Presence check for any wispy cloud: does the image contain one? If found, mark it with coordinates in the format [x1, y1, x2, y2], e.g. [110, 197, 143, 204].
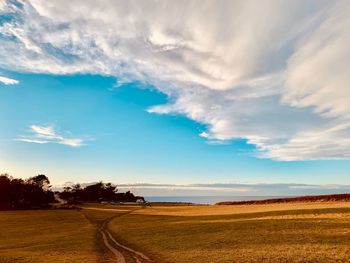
[16, 125, 87, 147]
[1, 1, 350, 160]
[0, 76, 19, 85]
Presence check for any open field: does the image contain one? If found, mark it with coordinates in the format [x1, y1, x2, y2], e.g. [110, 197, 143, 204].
[0, 209, 100, 263]
[0, 207, 136, 263]
[108, 202, 350, 263]
[1, 202, 350, 262]
[0, 205, 150, 263]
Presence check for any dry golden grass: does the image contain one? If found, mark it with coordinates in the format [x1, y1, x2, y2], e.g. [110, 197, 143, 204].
[108, 202, 350, 263]
[0, 209, 100, 263]
[134, 201, 350, 216]
[1, 203, 349, 262]
[0, 205, 139, 263]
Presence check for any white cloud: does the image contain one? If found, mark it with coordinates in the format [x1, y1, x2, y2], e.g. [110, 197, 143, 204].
[0, 75, 18, 85]
[31, 125, 55, 137]
[1, 0, 350, 160]
[283, 1, 350, 119]
[16, 125, 86, 147]
[0, 0, 6, 12]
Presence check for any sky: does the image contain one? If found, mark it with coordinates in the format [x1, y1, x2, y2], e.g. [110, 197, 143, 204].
[1, 1, 350, 196]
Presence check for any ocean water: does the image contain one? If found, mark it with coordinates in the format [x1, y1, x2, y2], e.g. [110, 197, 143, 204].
[145, 196, 291, 205]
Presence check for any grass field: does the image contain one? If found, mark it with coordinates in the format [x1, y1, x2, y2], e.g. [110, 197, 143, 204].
[0, 209, 100, 263]
[0, 207, 135, 263]
[1, 202, 350, 262]
[108, 202, 350, 263]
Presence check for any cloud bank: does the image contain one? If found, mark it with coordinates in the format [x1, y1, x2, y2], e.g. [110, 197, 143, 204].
[54, 182, 350, 197]
[1, 0, 350, 160]
[16, 124, 86, 147]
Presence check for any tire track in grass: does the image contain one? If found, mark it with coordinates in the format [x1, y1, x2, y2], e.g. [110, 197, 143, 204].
[83, 207, 152, 263]
[100, 228, 126, 263]
[105, 229, 151, 262]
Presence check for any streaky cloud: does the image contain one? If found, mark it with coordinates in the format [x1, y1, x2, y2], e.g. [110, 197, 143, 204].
[1, 0, 350, 160]
[16, 124, 87, 147]
[0, 75, 18, 85]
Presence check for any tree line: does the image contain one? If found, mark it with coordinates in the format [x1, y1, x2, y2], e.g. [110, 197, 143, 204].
[0, 174, 144, 210]
[0, 174, 54, 209]
[60, 182, 144, 203]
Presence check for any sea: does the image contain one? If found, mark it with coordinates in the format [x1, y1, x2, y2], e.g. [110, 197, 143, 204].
[145, 196, 291, 205]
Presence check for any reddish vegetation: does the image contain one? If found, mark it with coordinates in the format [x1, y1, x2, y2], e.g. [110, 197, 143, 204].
[216, 193, 350, 205]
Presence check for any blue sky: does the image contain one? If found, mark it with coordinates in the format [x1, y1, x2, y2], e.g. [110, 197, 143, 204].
[1, 72, 350, 188]
[1, 1, 350, 195]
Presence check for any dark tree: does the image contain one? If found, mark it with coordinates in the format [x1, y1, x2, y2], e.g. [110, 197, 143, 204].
[0, 174, 55, 210]
[27, 174, 50, 189]
[59, 181, 141, 203]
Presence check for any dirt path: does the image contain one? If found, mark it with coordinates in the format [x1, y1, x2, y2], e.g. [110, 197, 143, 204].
[100, 227, 126, 263]
[100, 220, 126, 263]
[105, 229, 151, 262]
[84, 208, 152, 263]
